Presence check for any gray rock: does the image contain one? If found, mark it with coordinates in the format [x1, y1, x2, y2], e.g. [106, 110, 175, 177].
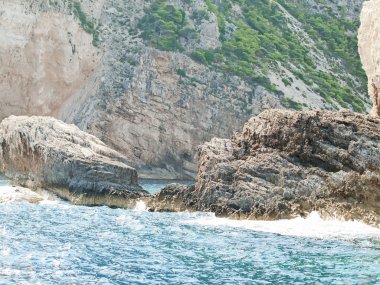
[151, 110, 380, 226]
[0, 116, 148, 207]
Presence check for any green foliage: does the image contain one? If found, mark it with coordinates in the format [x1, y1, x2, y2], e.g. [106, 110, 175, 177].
[72, 2, 99, 47]
[309, 71, 365, 112]
[218, 0, 316, 91]
[176, 69, 187, 77]
[282, 97, 303, 110]
[204, 0, 227, 39]
[138, 0, 195, 51]
[190, 49, 223, 65]
[221, 0, 366, 111]
[73, 2, 95, 33]
[138, 0, 368, 112]
[277, 0, 367, 94]
[282, 78, 291, 87]
[191, 9, 210, 22]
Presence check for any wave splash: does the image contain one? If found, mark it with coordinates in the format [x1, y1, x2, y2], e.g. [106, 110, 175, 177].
[183, 211, 380, 240]
[133, 200, 147, 211]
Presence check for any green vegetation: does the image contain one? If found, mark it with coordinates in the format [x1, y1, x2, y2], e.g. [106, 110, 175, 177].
[282, 78, 292, 87]
[176, 68, 187, 77]
[191, 9, 210, 22]
[281, 97, 303, 110]
[204, 0, 227, 39]
[190, 49, 223, 65]
[72, 2, 100, 47]
[138, 0, 368, 112]
[277, 0, 367, 94]
[138, 0, 196, 51]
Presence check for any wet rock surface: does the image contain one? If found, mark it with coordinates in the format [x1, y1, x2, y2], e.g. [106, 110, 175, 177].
[150, 110, 380, 226]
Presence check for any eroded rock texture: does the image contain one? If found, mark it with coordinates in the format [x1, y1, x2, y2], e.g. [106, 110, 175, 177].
[359, 0, 380, 117]
[0, 116, 147, 207]
[150, 110, 380, 226]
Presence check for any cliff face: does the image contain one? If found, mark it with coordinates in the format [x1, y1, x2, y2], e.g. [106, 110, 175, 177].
[0, 0, 370, 177]
[0, 1, 101, 118]
[358, 0, 380, 117]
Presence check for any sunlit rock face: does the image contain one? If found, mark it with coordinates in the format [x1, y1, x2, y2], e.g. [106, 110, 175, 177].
[0, 1, 101, 119]
[358, 0, 380, 117]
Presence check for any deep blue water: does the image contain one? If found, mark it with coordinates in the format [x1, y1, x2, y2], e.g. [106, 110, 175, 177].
[0, 178, 380, 284]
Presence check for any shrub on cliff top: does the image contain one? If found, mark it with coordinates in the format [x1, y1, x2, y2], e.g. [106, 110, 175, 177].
[139, 0, 195, 51]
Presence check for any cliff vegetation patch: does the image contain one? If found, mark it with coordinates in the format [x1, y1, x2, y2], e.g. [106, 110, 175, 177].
[138, 0, 368, 112]
[138, 0, 196, 51]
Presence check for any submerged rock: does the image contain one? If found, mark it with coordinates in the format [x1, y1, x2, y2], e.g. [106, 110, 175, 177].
[0, 116, 148, 207]
[150, 110, 380, 226]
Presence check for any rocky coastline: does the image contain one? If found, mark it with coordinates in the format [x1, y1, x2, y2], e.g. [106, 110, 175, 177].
[0, 0, 380, 227]
[1, 111, 379, 227]
[148, 110, 380, 226]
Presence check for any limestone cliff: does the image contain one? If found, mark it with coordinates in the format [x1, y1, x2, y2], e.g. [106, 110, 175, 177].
[0, 116, 147, 207]
[358, 0, 380, 117]
[0, 0, 371, 178]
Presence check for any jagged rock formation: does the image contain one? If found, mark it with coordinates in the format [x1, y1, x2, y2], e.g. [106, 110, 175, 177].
[0, 116, 147, 207]
[149, 110, 380, 226]
[358, 0, 380, 117]
[0, 0, 371, 178]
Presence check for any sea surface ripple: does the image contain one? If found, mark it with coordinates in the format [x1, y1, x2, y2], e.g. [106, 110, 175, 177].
[0, 179, 379, 284]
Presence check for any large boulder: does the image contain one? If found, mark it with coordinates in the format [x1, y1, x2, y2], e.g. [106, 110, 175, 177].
[358, 0, 380, 117]
[150, 110, 380, 226]
[0, 116, 148, 207]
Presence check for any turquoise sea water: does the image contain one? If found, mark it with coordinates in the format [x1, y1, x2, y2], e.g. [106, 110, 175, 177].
[0, 178, 380, 284]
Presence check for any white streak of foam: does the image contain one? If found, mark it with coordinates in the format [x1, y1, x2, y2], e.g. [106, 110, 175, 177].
[133, 200, 147, 211]
[183, 212, 380, 240]
[37, 189, 61, 205]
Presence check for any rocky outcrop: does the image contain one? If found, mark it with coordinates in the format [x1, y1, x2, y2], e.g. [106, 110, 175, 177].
[358, 0, 380, 117]
[150, 110, 380, 226]
[0, 116, 148, 207]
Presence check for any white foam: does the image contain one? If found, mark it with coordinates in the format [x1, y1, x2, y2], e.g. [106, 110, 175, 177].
[183, 212, 380, 240]
[38, 194, 61, 205]
[133, 200, 147, 211]
[0, 185, 40, 203]
[0, 184, 64, 205]
[38, 199, 59, 205]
